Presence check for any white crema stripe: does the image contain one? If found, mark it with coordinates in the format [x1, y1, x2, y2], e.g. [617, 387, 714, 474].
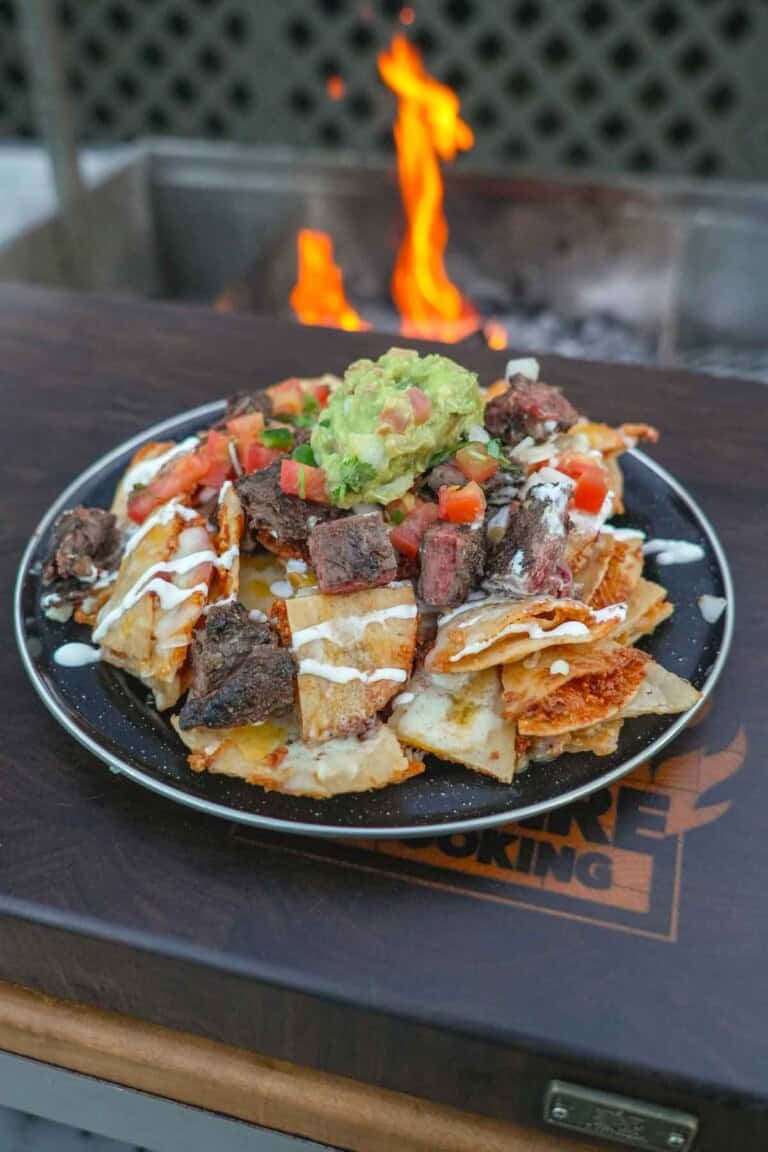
[122, 437, 200, 492]
[291, 603, 418, 651]
[643, 538, 705, 565]
[449, 619, 591, 663]
[298, 660, 408, 685]
[123, 499, 199, 557]
[92, 548, 220, 641]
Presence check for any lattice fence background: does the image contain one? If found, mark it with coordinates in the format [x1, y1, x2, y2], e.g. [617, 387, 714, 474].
[2, 0, 767, 179]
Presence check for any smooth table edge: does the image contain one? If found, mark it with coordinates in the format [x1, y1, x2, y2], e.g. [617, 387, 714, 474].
[0, 979, 602, 1152]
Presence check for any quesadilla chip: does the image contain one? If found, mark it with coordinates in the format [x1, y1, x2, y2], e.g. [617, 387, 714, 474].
[618, 661, 700, 718]
[589, 538, 643, 610]
[501, 640, 621, 719]
[615, 578, 673, 644]
[208, 481, 243, 604]
[518, 646, 650, 736]
[96, 506, 214, 708]
[572, 532, 615, 601]
[605, 456, 624, 514]
[390, 669, 518, 782]
[521, 718, 623, 765]
[427, 597, 624, 674]
[287, 584, 418, 742]
[172, 715, 421, 797]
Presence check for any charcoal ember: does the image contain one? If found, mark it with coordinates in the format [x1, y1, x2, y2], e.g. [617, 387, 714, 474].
[179, 602, 295, 729]
[42, 506, 123, 597]
[236, 462, 338, 555]
[484, 375, 580, 443]
[484, 480, 572, 597]
[308, 513, 398, 594]
[418, 522, 486, 609]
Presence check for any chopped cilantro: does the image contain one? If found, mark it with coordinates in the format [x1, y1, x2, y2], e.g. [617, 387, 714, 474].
[487, 438, 521, 473]
[425, 445, 460, 470]
[329, 456, 376, 502]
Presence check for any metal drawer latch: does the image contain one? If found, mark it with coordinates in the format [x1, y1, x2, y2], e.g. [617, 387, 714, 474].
[545, 1081, 698, 1150]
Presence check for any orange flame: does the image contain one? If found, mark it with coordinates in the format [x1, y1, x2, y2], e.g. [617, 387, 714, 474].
[326, 74, 345, 101]
[378, 35, 479, 343]
[290, 229, 369, 332]
[484, 320, 508, 350]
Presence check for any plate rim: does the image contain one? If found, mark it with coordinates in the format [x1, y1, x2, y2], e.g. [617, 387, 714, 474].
[14, 401, 735, 840]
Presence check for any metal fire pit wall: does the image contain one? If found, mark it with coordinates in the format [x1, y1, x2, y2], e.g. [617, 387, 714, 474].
[4, 139, 768, 379]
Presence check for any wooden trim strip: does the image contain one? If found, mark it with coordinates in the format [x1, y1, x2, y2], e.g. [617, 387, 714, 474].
[0, 980, 599, 1152]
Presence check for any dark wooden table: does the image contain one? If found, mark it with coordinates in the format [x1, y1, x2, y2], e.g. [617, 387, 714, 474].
[1, 284, 767, 1150]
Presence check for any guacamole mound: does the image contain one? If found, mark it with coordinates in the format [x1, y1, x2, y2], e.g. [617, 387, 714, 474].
[311, 348, 483, 506]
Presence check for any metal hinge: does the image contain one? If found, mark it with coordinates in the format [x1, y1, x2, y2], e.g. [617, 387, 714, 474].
[545, 1081, 698, 1150]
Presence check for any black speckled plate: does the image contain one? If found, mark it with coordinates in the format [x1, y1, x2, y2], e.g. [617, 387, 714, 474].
[15, 402, 733, 839]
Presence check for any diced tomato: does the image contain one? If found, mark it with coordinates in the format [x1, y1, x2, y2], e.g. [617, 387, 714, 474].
[407, 387, 431, 424]
[127, 451, 208, 523]
[267, 378, 304, 417]
[226, 412, 264, 442]
[438, 481, 486, 524]
[242, 441, 284, 474]
[197, 429, 233, 488]
[553, 453, 609, 515]
[455, 442, 499, 483]
[305, 378, 330, 409]
[279, 459, 328, 503]
[389, 500, 439, 558]
[379, 405, 409, 434]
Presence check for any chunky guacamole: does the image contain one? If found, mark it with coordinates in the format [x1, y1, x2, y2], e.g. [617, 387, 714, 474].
[311, 348, 483, 506]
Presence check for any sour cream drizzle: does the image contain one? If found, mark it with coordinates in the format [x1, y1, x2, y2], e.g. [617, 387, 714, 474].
[298, 659, 408, 685]
[53, 642, 102, 667]
[698, 594, 727, 623]
[92, 546, 232, 642]
[643, 538, 705, 565]
[123, 499, 199, 558]
[602, 524, 645, 541]
[122, 437, 200, 492]
[291, 603, 418, 651]
[449, 619, 591, 663]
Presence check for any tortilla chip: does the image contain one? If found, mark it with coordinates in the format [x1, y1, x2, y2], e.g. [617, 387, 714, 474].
[618, 662, 700, 718]
[572, 532, 615, 602]
[521, 718, 623, 765]
[390, 669, 518, 782]
[287, 584, 417, 743]
[501, 640, 621, 719]
[110, 442, 175, 523]
[209, 482, 243, 604]
[518, 646, 650, 736]
[614, 578, 673, 644]
[427, 597, 624, 674]
[605, 456, 624, 515]
[173, 715, 421, 797]
[97, 510, 212, 708]
[589, 538, 643, 610]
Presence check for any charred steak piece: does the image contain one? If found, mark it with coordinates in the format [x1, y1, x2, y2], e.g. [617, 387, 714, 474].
[223, 391, 272, 421]
[179, 602, 295, 729]
[418, 523, 486, 609]
[425, 461, 466, 493]
[43, 506, 122, 594]
[484, 375, 580, 444]
[484, 480, 572, 597]
[309, 513, 398, 594]
[236, 462, 338, 553]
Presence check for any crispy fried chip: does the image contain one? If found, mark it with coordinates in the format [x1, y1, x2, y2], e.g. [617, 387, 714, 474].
[605, 456, 624, 514]
[589, 538, 643, 610]
[520, 718, 623, 765]
[572, 532, 615, 602]
[427, 597, 625, 674]
[287, 584, 417, 742]
[97, 508, 212, 708]
[209, 482, 243, 604]
[614, 577, 673, 644]
[172, 715, 421, 797]
[518, 646, 650, 736]
[618, 662, 700, 718]
[501, 640, 620, 719]
[390, 669, 518, 782]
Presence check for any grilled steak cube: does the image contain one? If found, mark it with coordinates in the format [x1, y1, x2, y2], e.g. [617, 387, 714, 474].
[484, 375, 580, 443]
[43, 505, 122, 595]
[178, 602, 295, 729]
[484, 480, 572, 597]
[309, 513, 398, 594]
[223, 391, 272, 421]
[425, 461, 466, 493]
[418, 522, 486, 608]
[236, 462, 337, 554]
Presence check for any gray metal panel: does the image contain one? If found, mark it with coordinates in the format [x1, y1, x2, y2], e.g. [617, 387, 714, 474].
[3, 1, 768, 180]
[0, 1049, 336, 1152]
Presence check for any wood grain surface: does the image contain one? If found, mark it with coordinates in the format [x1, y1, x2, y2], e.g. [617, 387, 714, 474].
[0, 979, 603, 1152]
[1, 284, 767, 1149]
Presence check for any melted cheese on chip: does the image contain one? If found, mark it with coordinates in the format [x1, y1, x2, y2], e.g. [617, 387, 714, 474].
[518, 647, 650, 736]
